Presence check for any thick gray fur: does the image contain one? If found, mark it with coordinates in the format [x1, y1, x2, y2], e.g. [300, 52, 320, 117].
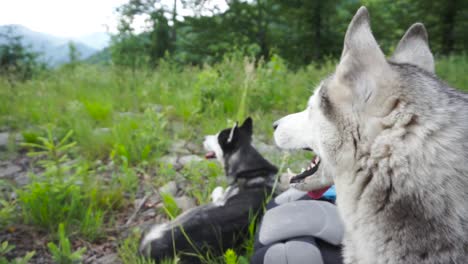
[273, 6, 468, 264]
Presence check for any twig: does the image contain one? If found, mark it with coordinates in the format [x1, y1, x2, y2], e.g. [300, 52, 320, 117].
[124, 193, 150, 227]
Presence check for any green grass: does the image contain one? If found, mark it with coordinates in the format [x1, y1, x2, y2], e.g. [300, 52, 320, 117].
[0, 53, 466, 262]
[47, 223, 87, 264]
[0, 241, 35, 264]
[435, 53, 468, 91]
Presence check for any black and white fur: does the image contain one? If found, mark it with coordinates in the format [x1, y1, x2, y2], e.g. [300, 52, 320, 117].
[139, 117, 278, 263]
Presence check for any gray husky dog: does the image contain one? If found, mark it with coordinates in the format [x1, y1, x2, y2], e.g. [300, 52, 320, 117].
[273, 6, 468, 264]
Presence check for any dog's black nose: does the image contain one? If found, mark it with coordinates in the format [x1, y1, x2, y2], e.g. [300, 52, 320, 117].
[273, 121, 279, 130]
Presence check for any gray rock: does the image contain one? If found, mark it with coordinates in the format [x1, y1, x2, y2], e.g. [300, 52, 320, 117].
[0, 132, 9, 150]
[15, 133, 23, 143]
[146, 194, 160, 206]
[178, 155, 203, 167]
[133, 197, 145, 209]
[159, 155, 181, 170]
[141, 209, 156, 218]
[138, 221, 155, 233]
[95, 253, 121, 264]
[14, 172, 30, 186]
[159, 181, 178, 196]
[175, 196, 196, 212]
[185, 141, 201, 154]
[171, 121, 185, 133]
[170, 140, 190, 155]
[0, 163, 21, 179]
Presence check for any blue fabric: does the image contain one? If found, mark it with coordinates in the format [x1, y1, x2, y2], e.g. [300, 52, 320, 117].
[322, 185, 336, 201]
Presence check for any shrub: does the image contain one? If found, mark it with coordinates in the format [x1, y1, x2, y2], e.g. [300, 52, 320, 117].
[47, 223, 86, 264]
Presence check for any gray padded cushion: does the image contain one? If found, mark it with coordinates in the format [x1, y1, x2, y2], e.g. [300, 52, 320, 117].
[264, 244, 287, 264]
[274, 188, 307, 205]
[259, 200, 344, 246]
[264, 240, 323, 264]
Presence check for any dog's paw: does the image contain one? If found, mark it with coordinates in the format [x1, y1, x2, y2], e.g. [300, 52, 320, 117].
[211, 186, 224, 203]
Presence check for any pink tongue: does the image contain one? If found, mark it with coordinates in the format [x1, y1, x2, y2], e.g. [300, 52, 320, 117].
[307, 187, 331, 199]
[205, 151, 216, 159]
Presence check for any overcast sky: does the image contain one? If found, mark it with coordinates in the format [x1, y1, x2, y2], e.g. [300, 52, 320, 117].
[0, 0, 228, 37]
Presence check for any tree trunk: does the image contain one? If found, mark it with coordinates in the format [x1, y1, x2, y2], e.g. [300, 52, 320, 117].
[172, 0, 177, 47]
[312, 1, 322, 61]
[441, 0, 457, 55]
[257, 0, 269, 61]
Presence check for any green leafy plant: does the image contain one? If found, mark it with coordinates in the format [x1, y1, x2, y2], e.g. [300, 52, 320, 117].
[78, 206, 104, 242]
[0, 241, 15, 257]
[47, 223, 86, 264]
[154, 162, 177, 187]
[0, 199, 15, 228]
[83, 101, 112, 122]
[182, 161, 224, 204]
[0, 241, 35, 264]
[19, 177, 82, 232]
[110, 110, 169, 164]
[21, 129, 76, 178]
[160, 192, 181, 219]
[18, 129, 104, 240]
[224, 249, 238, 264]
[118, 228, 164, 264]
[0, 181, 16, 228]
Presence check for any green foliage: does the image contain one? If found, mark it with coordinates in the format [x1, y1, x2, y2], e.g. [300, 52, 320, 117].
[21, 130, 42, 145]
[110, 110, 169, 164]
[117, 228, 161, 264]
[66, 42, 81, 69]
[154, 162, 177, 187]
[0, 199, 15, 228]
[0, 26, 44, 82]
[114, 0, 175, 68]
[242, 213, 259, 258]
[0, 242, 15, 258]
[182, 161, 224, 205]
[224, 249, 249, 264]
[0, 241, 35, 264]
[224, 249, 238, 264]
[0, 181, 17, 228]
[160, 192, 181, 219]
[110, 30, 148, 70]
[435, 53, 468, 90]
[21, 129, 76, 177]
[18, 129, 105, 240]
[83, 100, 112, 122]
[112, 0, 467, 67]
[47, 223, 86, 264]
[18, 172, 105, 239]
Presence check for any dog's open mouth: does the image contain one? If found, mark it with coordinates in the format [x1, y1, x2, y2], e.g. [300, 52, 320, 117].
[205, 151, 216, 159]
[289, 155, 321, 184]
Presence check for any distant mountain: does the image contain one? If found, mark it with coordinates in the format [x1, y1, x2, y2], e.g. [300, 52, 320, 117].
[74, 32, 110, 50]
[0, 24, 110, 66]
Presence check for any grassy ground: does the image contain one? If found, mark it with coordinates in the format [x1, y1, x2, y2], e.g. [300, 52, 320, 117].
[0, 53, 466, 263]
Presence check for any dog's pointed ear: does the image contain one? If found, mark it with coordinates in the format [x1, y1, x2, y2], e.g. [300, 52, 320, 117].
[227, 122, 239, 144]
[391, 23, 434, 73]
[337, 7, 389, 86]
[240, 117, 253, 136]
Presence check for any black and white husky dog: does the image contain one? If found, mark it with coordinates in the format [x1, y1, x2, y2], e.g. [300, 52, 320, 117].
[139, 117, 278, 262]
